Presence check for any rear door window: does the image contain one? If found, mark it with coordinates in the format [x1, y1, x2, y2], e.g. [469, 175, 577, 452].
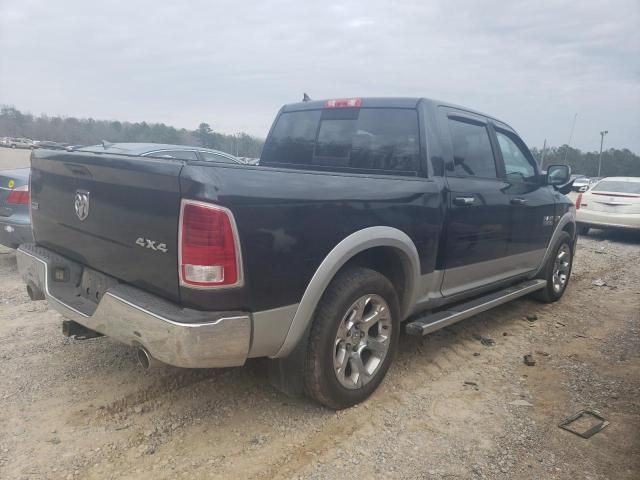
[447, 118, 497, 178]
[261, 108, 420, 173]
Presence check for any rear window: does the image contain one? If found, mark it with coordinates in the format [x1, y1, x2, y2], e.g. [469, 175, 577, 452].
[592, 180, 640, 194]
[261, 108, 420, 173]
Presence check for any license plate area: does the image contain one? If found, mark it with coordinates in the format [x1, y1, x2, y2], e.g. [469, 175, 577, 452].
[46, 255, 120, 316]
[79, 268, 120, 304]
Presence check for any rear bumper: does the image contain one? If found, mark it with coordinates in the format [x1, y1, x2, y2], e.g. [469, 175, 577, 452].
[576, 210, 640, 230]
[16, 244, 251, 368]
[0, 220, 33, 249]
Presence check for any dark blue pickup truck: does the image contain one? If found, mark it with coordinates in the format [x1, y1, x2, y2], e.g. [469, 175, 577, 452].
[17, 97, 575, 409]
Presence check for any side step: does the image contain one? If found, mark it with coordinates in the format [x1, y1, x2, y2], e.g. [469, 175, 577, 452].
[405, 279, 546, 336]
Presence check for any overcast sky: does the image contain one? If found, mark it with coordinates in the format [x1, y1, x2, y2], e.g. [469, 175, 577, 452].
[1, 0, 638, 152]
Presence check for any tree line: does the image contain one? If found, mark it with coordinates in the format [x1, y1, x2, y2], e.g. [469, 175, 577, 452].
[1, 105, 639, 176]
[0, 106, 264, 158]
[531, 145, 640, 178]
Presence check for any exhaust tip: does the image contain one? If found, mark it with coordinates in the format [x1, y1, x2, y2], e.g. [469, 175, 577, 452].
[27, 283, 45, 301]
[136, 347, 163, 370]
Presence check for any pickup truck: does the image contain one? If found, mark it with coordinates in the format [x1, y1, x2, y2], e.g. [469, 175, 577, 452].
[17, 97, 576, 409]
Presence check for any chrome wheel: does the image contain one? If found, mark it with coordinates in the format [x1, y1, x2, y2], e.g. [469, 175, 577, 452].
[552, 243, 571, 293]
[333, 294, 392, 389]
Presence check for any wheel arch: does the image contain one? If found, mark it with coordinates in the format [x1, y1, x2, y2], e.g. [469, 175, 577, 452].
[534, 211, 576, 276]
[562, 221, 575, 240]
[273, 226, 420, 358]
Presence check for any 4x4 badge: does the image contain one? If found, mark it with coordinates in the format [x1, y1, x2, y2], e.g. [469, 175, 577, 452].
[136, 237, 168, 253]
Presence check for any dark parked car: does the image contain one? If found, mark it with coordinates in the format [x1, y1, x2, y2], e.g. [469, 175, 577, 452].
[35, 141, 71, 150]
[17, 97, 575, 409]
[0, 168, 34, 248]
[1, 144, 243, 247]
[78, 142, 246, 163]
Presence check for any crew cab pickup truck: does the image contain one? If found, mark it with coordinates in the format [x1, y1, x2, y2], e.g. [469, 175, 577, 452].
[17, 97, 576, 409]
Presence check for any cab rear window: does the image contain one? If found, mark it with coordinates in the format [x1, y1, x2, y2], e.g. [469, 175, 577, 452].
[261, 108, 420, 174]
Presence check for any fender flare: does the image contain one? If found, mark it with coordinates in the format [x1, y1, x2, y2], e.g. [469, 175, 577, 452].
[273, 226, 420, 358]
[534, 211, 576, 276]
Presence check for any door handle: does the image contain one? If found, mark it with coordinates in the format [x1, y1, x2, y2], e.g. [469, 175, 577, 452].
[453, 196, 476, 206]
[510, 197, 527, 205]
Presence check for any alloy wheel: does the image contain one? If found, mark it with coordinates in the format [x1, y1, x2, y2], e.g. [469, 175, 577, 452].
[333, 294, 392, 389]
[552, 243, 571, 293]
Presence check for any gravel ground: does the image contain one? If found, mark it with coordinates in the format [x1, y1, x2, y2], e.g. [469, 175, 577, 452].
[0, 149, 639, 479]
[0, 148, 31, 170]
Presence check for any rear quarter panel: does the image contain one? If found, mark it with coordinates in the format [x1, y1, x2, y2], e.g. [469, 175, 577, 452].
[179, 163, 445, 312]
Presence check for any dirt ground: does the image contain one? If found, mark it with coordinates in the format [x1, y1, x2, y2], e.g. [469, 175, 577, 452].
[1, 149, 639, 479]
[0, 148, 31, 170]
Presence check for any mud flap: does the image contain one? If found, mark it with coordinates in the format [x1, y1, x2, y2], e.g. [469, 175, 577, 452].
[267, 325, 311, 399]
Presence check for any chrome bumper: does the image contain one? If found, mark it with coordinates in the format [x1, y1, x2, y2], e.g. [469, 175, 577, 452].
[16, 245, 251, 368]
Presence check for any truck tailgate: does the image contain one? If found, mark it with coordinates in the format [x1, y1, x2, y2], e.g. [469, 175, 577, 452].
[30, 149, 183, 302]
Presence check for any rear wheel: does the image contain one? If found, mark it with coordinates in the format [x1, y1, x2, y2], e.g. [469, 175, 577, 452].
[533, 231, 573, 303]
[304, 267, 400, 409]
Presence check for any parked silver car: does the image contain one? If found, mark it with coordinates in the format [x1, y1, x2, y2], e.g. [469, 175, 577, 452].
[4, 137, 36, 149]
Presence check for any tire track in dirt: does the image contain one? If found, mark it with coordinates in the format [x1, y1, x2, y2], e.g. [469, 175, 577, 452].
[96, 370, 220, 417]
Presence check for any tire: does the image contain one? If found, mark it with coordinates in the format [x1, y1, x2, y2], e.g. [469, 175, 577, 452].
[533, 231, 574, 303]
[11, 144, 16, 149]
[578, 225, 590, 236]
[304, 266, 400, 409]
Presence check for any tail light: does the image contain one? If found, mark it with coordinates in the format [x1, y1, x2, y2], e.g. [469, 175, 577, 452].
[6, 184, 29, 205]
[179, 200, 243, 288]
[575, 193, 583, 209]
[324, 98, 362, 108]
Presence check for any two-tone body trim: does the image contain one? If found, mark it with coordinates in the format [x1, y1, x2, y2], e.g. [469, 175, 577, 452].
[273, 226, 420, 358]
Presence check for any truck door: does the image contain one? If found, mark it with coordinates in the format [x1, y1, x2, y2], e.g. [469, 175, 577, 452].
[492, 127, 556, 269]
[440, 112, 512, 296]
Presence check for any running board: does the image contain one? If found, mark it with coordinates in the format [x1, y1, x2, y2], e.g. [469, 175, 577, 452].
[405, 279, 546, 336]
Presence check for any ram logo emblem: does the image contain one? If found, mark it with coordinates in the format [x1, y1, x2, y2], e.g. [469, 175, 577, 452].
[74, 190, 90, 221]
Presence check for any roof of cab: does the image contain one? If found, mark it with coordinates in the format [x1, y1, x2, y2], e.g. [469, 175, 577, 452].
[281, 96, 511, 128]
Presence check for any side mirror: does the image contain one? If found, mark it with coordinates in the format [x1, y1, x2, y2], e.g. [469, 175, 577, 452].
[546, 164, 571, 186]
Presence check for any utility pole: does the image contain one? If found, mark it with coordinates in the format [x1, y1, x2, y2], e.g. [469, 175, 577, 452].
[563, 113, 578, 163]
[597, 130, 608, 177]
[540, 139, 547, 168]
